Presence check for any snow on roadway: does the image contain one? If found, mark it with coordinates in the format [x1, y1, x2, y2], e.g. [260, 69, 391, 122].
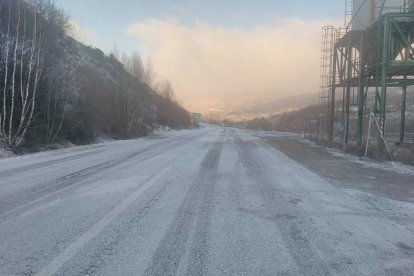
[0, 124, 413, 275]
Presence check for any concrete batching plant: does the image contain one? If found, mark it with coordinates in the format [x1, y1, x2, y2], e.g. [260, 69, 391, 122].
[319, 0, 414, 158]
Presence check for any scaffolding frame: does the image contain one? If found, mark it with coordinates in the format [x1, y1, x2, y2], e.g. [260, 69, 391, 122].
[345, 0, 354, 26]
[320, 26, 338, 109]
[325, 10, 414, 155]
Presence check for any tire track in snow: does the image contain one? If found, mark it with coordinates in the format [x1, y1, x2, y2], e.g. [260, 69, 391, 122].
[66, 175, 170, 276]
[0, 133, 204, 220]
[234, 135, 332, 276]
[143, 130, 225, 276]
[185, 136, 224, 276]
[0, 145, 116, 177]
[35, 166, 173, 276]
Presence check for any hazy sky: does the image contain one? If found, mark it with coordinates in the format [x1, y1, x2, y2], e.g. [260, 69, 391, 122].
[55, 0, 344, 112]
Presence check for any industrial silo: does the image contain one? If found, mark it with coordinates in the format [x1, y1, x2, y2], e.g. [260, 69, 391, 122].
[351, 0, 373, 30]
[352, 0, 408, 30]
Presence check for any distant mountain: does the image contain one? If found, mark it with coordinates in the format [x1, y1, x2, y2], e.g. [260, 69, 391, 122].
[229, 93, 318, 118]
[226, 89, 414, 135]
[203, 93, 318, 121]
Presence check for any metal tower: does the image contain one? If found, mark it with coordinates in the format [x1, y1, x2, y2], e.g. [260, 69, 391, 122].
[322, 0, 414, 156]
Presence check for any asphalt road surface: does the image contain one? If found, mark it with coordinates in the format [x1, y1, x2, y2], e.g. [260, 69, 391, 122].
[0, 125, 413, 275]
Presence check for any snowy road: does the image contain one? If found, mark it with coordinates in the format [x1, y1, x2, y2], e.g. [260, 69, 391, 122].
[0, 125, 413, 275]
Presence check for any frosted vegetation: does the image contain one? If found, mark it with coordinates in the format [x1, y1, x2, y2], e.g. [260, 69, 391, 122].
[0, 0, 193, 151]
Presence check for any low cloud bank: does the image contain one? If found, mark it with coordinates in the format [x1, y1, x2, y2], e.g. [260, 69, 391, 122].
[127, 18, 337, 112]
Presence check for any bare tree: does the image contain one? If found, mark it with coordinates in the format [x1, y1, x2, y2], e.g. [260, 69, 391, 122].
[0, 0, 45, 147]
[122, 51, 154, 86]
[143, 56, 155, 87]
[109, 43, 123, 124]
[7, 1, 21, 145]
[125, 53, 144, 133]
[44, 57, 76, 143]
[0, 0, 12, 142]
[116, 52, 156, 135]
[158, 79, 175, 100]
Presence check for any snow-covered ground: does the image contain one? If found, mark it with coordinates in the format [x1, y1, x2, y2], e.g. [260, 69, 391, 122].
[328, 149, 414, 176]
[0, 124, 413, 275]
[298, 138, 414, 176]
[0, 140, 15, 159]
[0, 126, 193, 160]
[254, 129, 413, 176]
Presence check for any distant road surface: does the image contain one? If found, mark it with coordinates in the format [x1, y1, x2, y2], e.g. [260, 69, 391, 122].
[0, 125, 413, 275]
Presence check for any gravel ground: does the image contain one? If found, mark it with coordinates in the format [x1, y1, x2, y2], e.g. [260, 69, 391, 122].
[262, 136, 414, 203]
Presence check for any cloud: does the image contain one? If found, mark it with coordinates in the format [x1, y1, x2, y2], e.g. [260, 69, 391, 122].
[127, 18, 339, 112]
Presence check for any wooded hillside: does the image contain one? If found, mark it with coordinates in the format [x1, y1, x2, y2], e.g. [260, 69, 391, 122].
[0, 0, 192, 149]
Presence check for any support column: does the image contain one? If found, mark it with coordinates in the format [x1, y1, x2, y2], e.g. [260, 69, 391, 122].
[345, 44, 353, 145]
[329, 47, 338, 142]
[380, 16, 390, 137]
[400, 86, 407, 143]
[357, 37, 365, 151]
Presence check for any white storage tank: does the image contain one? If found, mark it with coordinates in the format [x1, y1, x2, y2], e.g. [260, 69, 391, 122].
[352, 0, 407, 30]
[352, 0, 373, 30]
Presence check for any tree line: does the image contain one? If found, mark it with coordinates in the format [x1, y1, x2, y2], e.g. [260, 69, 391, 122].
[0, 0, 192, 150]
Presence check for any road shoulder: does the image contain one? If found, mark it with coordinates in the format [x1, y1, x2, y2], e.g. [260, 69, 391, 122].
[261, 135, 414, 203]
